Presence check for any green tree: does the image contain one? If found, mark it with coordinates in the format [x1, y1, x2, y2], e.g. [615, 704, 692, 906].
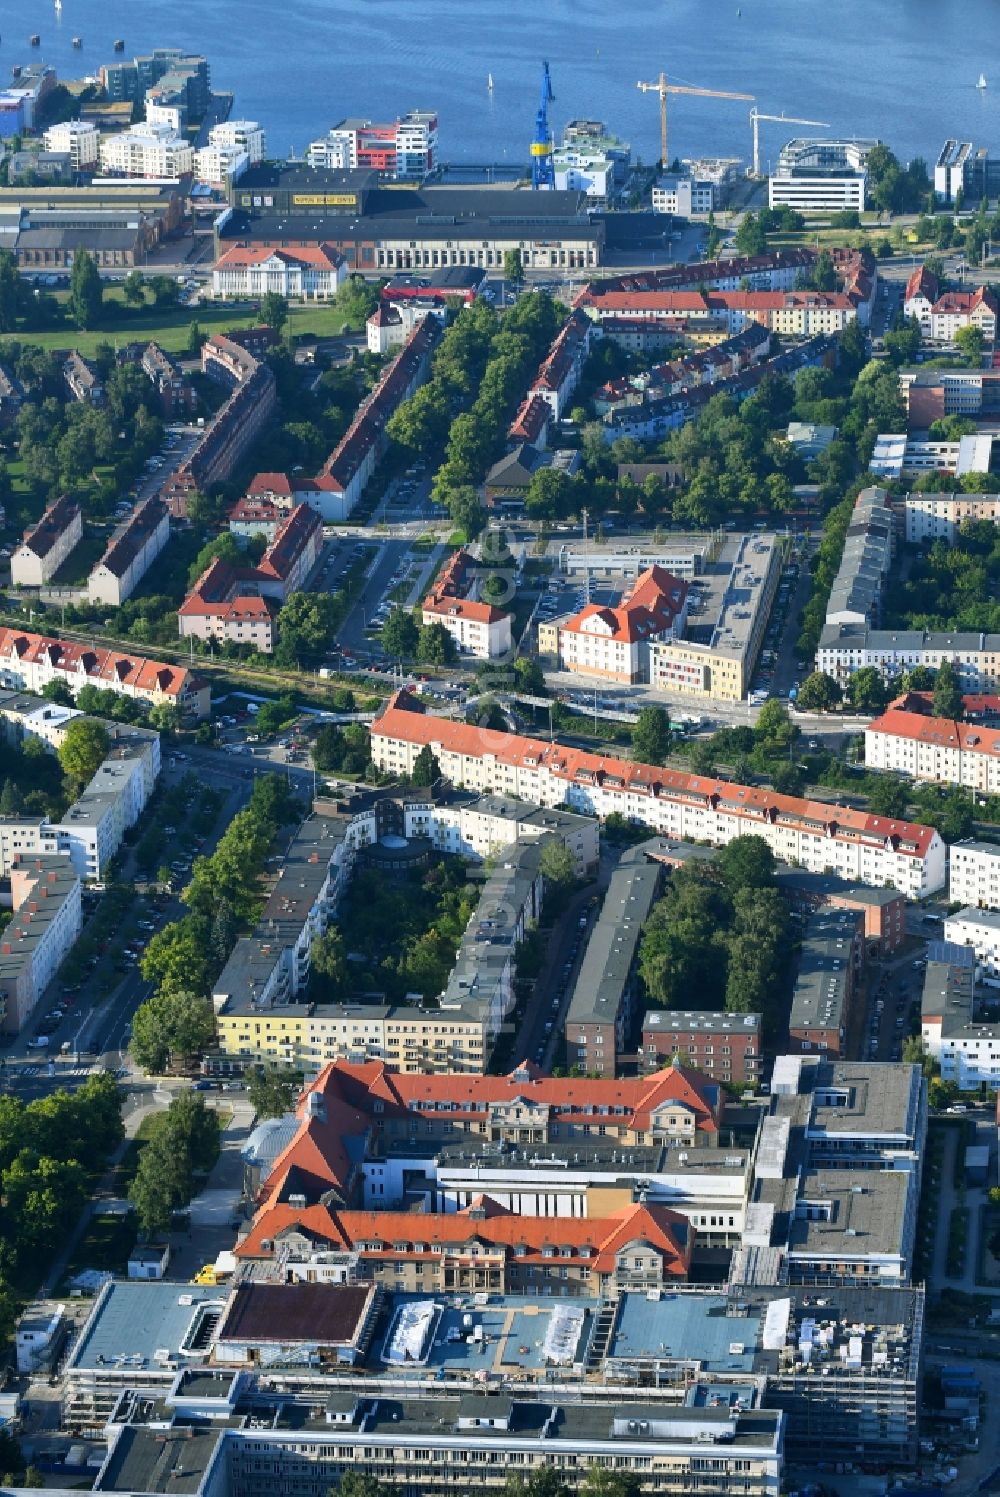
[754, 699, 796, 747]
[247, 1069, 297, 1120]
[381, 606, 419, 659]
[538, 838, 575, 888]
[513, 655, 546, 695]
[68, 249, 103, 329]
[796, 671, 843, 712]
[130, 988, 216, 1073]
[716, 835, 776, 893]
[846, 666, 889, 713]
[812, 249, 837, 291]
[417, 622, 458, 666]
[333, 1475, 399, 1497]
[140, 915, 213, 998]
[40, 677, 75, 706]
[631, 705, 672, 765]
[411, 744, 441, 786]
[0, 778, 24, 816]
[186, 320, 205, 357]
[932, 658, 964, 718]
[525, 465, 572, 520]
[955, 323, 986, 363]
[122, 269, 146, 306]
[274, 591, 339, 668]
[443, 484, 485, 541]
[866, 773, 909, 819]
[148, 274, 180, 308]
[260, 291, 289, 331]
[503, 249, 524, 285]
[0, 249, 21, 333]
[311, 926, 349, 998]
[57, 716, 110, 785]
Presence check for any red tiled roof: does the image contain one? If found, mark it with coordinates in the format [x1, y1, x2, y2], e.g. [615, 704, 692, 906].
[373, 691, 940, 861]
[237, 1192, 692, 1275]
[422, 546, 510, 624]
[560, 565, 687, 644]
[177, 557, 276, 621]
[508, 393, 551, 444]
[0, 626, 197, 699]
[214, 243, 344, 272]
[868, 703, 1000, 755]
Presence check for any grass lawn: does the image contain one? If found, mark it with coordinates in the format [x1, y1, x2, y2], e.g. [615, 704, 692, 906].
[50, 529, 110, 587]
[9, 298, 263, 358]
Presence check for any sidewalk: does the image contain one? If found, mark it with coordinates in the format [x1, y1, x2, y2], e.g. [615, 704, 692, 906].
[166, 1099, 255, 1281]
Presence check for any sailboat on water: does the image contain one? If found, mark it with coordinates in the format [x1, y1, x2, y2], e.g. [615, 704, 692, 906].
[487, 72, 494, 92]
[979, 72, 988, 89]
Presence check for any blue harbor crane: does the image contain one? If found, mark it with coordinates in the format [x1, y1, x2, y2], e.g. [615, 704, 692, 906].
[530, 61, 555, 190]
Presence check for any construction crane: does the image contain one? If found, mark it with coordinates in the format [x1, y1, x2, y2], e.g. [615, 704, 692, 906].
[531, 60, 555, 190]
[750, 108, 830, 178]
[636, 74, 754, 171]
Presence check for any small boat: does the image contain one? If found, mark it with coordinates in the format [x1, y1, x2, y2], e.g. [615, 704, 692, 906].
[72, 35, 82, 46]
[54, 0, 61, 12]
[487, 72, 493, 91]
[29, 34, 40, 46]
[113, 37, 124, 51]
[979, 72, 988, 89]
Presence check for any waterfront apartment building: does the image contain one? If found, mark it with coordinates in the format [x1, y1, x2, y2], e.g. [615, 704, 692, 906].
[768, 138, 877, 212]
[541, 565, 688, 685]
[208, 119, 265, 164]
[99, 123, 194, 179]
[307, 111, 438, 180]
[88, 496, 169, 606]
[817, 623, 1000, 693]
[950, 840, 1000, 910]
[371, 691, 947, 896]
[0, 626, 209, 719]
[42, 120, 99, 170]
[11, 494, 81, 587]
[0, 855, 81, 1035]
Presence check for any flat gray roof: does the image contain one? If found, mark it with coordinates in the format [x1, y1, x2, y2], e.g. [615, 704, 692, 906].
[97, 1425, 221, 1494]
[68, 1282, 225, 1373]
[787, 1167, 913, 1263]
[788, 908, 861, 1036]
[566, 857, 660, 1029]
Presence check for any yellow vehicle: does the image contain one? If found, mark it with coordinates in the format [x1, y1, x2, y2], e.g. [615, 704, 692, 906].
[192, 1264, 219, 1286]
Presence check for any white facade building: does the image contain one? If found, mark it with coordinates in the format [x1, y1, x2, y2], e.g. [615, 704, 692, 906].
[11, 495, 82, 587]
[42, 119, 99, 170]
[208, 119, 265, 164]
[372, 693, 947, 897]
[865, 705, 1000, 794]
[88, 497, 170, 607]
[944, 907, 1000, 979]
[869, 433, 994, 483]
[420, 596, 512, 659]
[99, 124, 194, 179]
[950, 840, 1000, 911]
[194, 143, 248, 187]
[768, 137, 875, 212]
[904, 492, 1000, 546]
[211, 244, 347, 300]
[652, 176, 716, 214]
[818, 625, 1000, 693]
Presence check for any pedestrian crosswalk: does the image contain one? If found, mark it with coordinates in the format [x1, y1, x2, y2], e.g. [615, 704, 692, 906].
[16, 1063, 98, 1080]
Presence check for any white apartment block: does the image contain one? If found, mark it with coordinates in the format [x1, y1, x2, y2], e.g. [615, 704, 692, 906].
[420, 597, 512, 659]
[11, 495, 82, 587]
[99, 124, 194, 179]
[42, 119, 99, 170]
[922, 957, 1000, 1089]
[945, 907, 1000, 980]
[88, 497, 169, 607]
[865, 705, 1000, 794]
[208, 119, 265, 164]
[0, 692, 160, 882]
[144, 101, 184, 133]
[194, 143, 248, 186]
[652, 176, 716, 214]
[768, 138, 874, 213]
[0, 856, 81, 1035]
[904, 492, 1000, 545]
[372, 693, 947, 898]
[950, 841, 1000, 910]
[817, 624, 1000, 693]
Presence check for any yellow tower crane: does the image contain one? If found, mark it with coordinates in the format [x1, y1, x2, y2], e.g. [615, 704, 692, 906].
[636, 74, 754, 170]
[750, 109, 830, 178]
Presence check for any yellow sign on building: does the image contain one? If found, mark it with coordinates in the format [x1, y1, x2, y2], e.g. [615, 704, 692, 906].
[292, 193, 357, 207]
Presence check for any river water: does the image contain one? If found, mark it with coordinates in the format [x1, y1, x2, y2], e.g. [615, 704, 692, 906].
[2, 0, 998, 169]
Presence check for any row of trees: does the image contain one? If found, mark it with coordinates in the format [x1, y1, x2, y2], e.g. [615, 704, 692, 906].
[130, 775, 301, 1073]
[381, 606, 458, 665]
[638, 836, 788, 1030]
[128, 1092, 219, 1235]
[795, 658, 963, 718]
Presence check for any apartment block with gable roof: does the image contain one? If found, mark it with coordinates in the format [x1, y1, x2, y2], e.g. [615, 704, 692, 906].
[11, 494, 82, 587]
[541, 565, 688, 683]
[903, 264, 998, 342]
[865, 693, 1000, 793]
[0, 626, 209, 719]
[529, 309, 592, 419]
[87, 495, 169, 606]
[371, 691, 946, 897]
[421, 548, 512, 660]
